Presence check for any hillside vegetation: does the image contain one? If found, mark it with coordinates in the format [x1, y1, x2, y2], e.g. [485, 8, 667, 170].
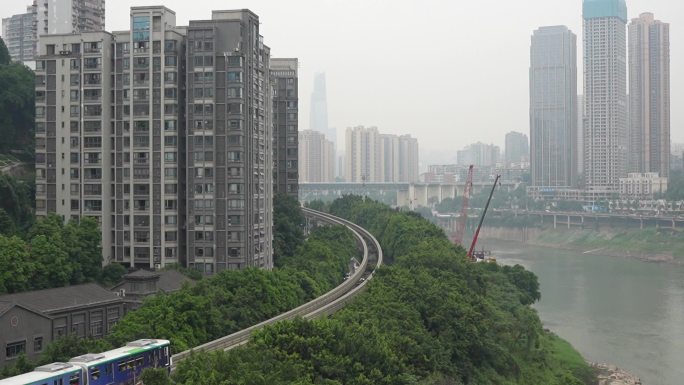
[173, 196, 593, 385]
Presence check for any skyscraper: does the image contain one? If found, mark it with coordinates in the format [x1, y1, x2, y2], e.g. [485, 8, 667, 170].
[345, 126, 380, 183]
[270, 58, 299, 196]
[530, 26, 577, 187]
[577, 94, 584, 175]
[2, 7, 36, 63]
[505, 131, 529, 166]
[310, 73, 335, 149]
[583, 0, 628, 191]
[628, 13, 670, 178]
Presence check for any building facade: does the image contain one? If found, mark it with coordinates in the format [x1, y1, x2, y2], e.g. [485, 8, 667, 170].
[270, 58, 299, 196]
[505, 131, 529, 166]
[34, 0, 105, 37]
[583, 0, 628, 191]
[619, 172, 668, 199]
[530, 25, 577, 188]
[628, 13, 670, 178]
[456, 142, 500, 167]
[2, 7, 36, 63]
[345, 126, 380, 183]
[299, 130, 334, 182]
[35, 7, 280, 274]
[185, 10, 273, 273]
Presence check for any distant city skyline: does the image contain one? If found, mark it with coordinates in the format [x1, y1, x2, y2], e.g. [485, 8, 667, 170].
[0, 0, 681, 160]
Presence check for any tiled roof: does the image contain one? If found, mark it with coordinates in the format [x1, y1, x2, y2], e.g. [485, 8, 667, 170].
[0, 283, 121, 314]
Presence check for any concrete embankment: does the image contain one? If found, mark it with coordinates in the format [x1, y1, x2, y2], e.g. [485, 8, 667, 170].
[478, 226, 680, 264]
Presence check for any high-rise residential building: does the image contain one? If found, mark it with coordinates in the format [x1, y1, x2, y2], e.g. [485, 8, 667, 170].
[310, 73, 335, 150]
[270, 58, 299, 197]
[505, 131, 529, 166]
[186, 10, 273, 273]
[299, 130, 334, 183]
[111, 6, 187, 270]
[583, 0, 628, 191]
[2, 7, 36, 63]
[529, 25, 577, 187]
[345, 127, 418, 183]
[398, 134, 419, 182]
[33, 0, 105, 37]
[628, 12, 670, 178]
[35, 7, 279, 275]
[345, 126, 380, 183]
[456, 142, 500, 167]
[577, 94, 584, 175]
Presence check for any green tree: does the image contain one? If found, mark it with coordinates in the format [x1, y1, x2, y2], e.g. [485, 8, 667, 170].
[0, 62, 34, 155]
[273, 193, 305, 260]
[140, 368, 172, 385]
[0, 38, 10, 65]
[0, 235, 33, 293]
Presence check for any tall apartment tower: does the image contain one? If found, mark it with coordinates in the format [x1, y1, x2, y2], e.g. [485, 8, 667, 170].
[577, 94, 584, 175]
[34, 31, 116, 263]
[298, 130, 334, 182]
[33, 0, 105, 37]
[35, 7, 277, 274]
[379, 134, 399, 183]
[345, 126, 380, 183]
[505, 131, 529, 166]
[628, 13, 670, 178]
[530, 26, 577, 188]
[398, 135, 419, 182]
[2, 7, 36, 63]
[111, 7, 187, 269]
[583, 0, 628, 191]
[310, 73, 335, 149]
[185, 10, 273, 273]
[270, 58, 299, 196]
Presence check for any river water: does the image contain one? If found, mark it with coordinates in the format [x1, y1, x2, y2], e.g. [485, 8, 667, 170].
[489, 240, 684, 385]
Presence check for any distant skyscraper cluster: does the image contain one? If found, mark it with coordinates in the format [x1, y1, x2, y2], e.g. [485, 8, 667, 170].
[456, 142, 500, 168]
[529, 0, 670, 200]
[34, 6, 298, 274]
[345, 126, 419, 183]
[2, 0, 106, 66]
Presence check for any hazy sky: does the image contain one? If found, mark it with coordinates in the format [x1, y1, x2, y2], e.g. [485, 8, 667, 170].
[1, 0, 681, 165]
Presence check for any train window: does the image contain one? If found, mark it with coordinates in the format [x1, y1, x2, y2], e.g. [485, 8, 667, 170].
[105, 363, 112, 375]
[69, 374, 79, 385]
[91, 369, 100, 380]
[118, 361, 127, 372]
[135, 357, 144, 367]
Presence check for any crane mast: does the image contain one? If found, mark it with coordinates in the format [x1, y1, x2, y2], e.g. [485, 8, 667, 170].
[467, 174, 501, 260]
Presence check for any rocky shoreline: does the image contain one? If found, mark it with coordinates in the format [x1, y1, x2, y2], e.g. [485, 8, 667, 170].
[590, 362, 642, 385]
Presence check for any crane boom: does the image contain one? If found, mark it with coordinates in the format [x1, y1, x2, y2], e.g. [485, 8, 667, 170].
[467, 174, 501, 259]
[453, 165, 474, 246]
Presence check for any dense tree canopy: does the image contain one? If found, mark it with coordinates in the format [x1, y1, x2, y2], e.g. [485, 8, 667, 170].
[0, 174, 34, 234]
[174, 196, 593, 385]
[0, 52, 34, 155]
[0, 214, 117, 295]
[273, 193, 306, 260]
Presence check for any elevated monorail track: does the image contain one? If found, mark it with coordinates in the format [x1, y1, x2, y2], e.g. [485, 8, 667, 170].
[171, 209, 383, 365]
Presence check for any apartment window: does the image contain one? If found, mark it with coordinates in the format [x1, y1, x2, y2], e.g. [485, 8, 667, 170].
[228, 120, 242, 130]
[164, 184, 177, 194]
[165, 231, 177, 242]
[164, 200, 177, 210]
[5, 340, 26, 359]
[227, 152, 241, 161]
[165, 215, 177, 225]
[164, 56, 177, 67]
[164, 136, 177, 147]
[164, 120, 177, 131]
[164, 168, 177, 177]
[164, 152, 177, 162]
[227, 72, 242, 82]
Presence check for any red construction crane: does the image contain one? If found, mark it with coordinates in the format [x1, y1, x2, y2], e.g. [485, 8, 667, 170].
[468, 174, 501, 260]
[453, 165, 474, 246]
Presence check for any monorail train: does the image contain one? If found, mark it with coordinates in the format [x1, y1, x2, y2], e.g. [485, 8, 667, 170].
[0, 339, 171, 385]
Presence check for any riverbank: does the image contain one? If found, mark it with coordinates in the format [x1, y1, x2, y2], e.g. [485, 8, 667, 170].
[591, 363, 643, 385]
[479, 226, 684, 264]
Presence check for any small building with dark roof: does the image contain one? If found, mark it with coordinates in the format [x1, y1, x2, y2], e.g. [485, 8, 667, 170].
[0, 284, 126, 367]
[110, 270, 195, 309]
